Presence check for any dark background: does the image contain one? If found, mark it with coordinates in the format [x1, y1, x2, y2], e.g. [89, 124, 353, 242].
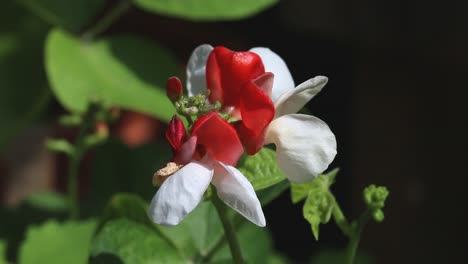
[2, 0, 467, 263]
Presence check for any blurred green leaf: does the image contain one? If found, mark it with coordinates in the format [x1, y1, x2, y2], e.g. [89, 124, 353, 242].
[25, 192, 68, 212]
[16, 0, 105, 32]
[0, 240, 6, 264]
[290, 168, 339, 203]
[91, 218, 186, 264]
[45, 138, 75, 154]
[45, 29, 178, 122]
[18, 220, 96, 264]
[237, 148, 286, 190]
[134, 0, 278, 21]
[0, 2, 51, 151]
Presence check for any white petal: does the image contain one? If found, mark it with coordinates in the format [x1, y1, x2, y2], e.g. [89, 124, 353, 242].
[211, 161, 266, 227]
[265, 114, 337, 183]
[186, 44, 213, 96]
[274, 76, 328, 118]
[148, 161, 213, 225]
[250, 47, 295, 103]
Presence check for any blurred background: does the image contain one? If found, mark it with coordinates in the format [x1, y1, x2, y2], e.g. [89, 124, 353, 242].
[1, 0, 466, 263]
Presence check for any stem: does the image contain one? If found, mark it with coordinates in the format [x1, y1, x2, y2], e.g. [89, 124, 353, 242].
[346, 210, 371, 264]
[81, 0, 131, 40]
[211, 193, 244, 264]
[331, 194, 351, 237]
[67, 103, 100, 219]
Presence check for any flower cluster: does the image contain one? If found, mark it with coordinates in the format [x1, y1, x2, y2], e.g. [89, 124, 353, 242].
[148, 45, 337, 227]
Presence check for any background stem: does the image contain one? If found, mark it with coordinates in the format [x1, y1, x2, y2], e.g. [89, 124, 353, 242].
[212, 193, 244, 264]
[81, 0, 131, 40]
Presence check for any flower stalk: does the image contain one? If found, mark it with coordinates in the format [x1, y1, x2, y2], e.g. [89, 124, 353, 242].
[211, 190, 244, 264]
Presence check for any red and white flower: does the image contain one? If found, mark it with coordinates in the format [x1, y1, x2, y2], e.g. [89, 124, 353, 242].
[187, 45, 337, 183]
[148, 112, 265, 227]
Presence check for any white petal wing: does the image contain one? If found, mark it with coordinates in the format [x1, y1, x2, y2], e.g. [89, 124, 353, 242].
[250, 47, 295, 103]
[186, 44, 213, 96]
[148, 161, 213, 225]
[274, 76, 328, 117]
[265, 114, 337, 183]
[212, 161, 266, 227]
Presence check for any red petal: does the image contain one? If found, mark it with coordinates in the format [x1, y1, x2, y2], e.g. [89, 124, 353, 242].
[191, 112, 244, 166]
[206, 46, 265, 110]
[165, 115, 186, 153]
[166, 76, 183, 102]
[237, 81, 275, 154]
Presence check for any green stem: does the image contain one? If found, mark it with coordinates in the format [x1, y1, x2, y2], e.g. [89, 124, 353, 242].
[67, 103, 100, 219]
[81, 0, 131, 40]
[331, 194, 351, 237]
[212, 193, 244, 264]
[346, 210, 371, 264]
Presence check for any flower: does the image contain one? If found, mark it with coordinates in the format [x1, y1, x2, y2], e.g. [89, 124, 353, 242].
[148, 112, 265, 227]
[186, 45, 337, 183]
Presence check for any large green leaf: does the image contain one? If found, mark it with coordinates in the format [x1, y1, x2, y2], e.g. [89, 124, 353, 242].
[134, 0, 278, 21]
[0, 2, 51, 151]
[91, 218, 186, 264]
[237, 148, 286, 190]
[18, 220, 97, 264]
[45, 29, 178, 121]
[16, 0, 105, 32]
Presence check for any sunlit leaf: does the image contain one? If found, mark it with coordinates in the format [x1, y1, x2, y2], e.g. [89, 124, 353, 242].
[237, 148, 286, 190]
[91, 218, 186, 264]
[45, 29, 178, 122]
[134, 0, 278, 21]
[18, 220, 97, 264]
[0, 240, 6, 264]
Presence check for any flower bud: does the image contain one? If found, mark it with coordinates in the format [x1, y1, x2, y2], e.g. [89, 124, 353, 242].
[165, 115, 186, 153]
[166, 76, 183, 102]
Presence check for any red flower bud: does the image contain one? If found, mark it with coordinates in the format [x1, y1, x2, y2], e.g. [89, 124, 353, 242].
[166, 76, 183, 102]
[165, 115, 186, 153]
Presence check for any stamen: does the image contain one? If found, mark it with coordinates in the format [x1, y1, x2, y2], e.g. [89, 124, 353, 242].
[153, 162, 183, 186]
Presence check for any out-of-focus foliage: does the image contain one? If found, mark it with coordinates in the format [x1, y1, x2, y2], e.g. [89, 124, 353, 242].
[45, 29, 178, 122]
[134, 0, 278, 21]
[0, 1, 50, 150]
[16, 0, 105, 32]
[0, 240, 6, 264]
[18, 220, 96, 264]
[310, 249, 374, 264]
[237, 148, 286, 190]
[25, 192, 68, 213]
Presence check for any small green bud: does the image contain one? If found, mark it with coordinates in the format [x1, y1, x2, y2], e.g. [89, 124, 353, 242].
[373, 209, 385, 222]
[363, 184, 389, 210]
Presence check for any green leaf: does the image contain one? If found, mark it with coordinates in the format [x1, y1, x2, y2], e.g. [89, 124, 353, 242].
[0, 240, 7, 264]
[134, 0, 278, 21]
[91, 218, 186, 264]
[45, 29, 178, 122]
[0, 2, 51, 151]
[290, 168, 339, 203]
[237, 148, 286, 190]
[16, 0, 106, 32]
[18, 220, 97, 264]
[303, 191, 334, 240]
[25, 192, 68, 212]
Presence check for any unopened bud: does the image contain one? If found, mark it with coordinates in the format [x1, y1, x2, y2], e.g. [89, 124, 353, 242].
[166, 76, 183, 102]
[166, 115, 186, 153]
